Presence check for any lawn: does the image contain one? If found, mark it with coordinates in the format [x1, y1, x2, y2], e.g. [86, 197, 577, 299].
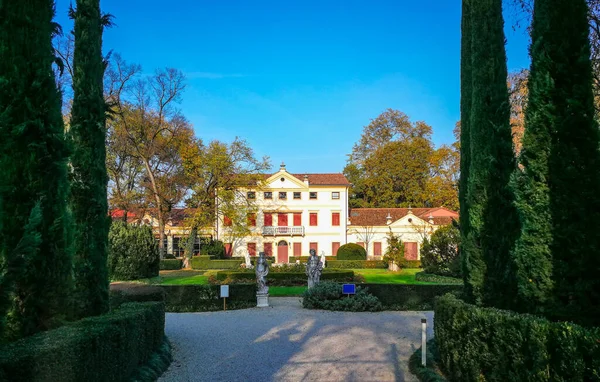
[355, 268, 436, 285]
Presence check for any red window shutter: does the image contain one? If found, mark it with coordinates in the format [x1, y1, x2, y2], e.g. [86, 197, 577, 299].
[332, 242, 340, 256]
[309, 213, 318, 226]
[310, 242, 318, 253]
[332, 212, 340, 226]
[264, 242, 273, 257]
[374, 242, 382, 256]
[264, 213, 272, 226]
[293, 242, 301, 257]
[278, 213, 288, 227]
[293, 213, 302, 226]
[224, 243, 232, 257]
[247, 243, 256, 256]
[357, 242, 365, 248]
[248, 214, 256, 227]
[405, 242, 418, 260]
[224, 216, 232, 226]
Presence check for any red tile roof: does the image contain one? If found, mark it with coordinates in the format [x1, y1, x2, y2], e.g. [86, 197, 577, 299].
[349, 207, 458, 226]
[109, 208, 197, 226]
[262, 173, 350, 186]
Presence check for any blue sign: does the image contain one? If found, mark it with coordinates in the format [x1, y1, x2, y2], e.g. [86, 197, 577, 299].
[342, 284, 356, 295]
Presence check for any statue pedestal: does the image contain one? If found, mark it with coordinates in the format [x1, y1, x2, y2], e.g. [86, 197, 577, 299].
[257, 292, 269, 308]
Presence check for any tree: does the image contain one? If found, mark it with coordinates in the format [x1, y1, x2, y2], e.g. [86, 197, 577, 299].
[421, 224, 461, 278]
[0, 1, 73, 341]
[69, 0, 112, 318]
[508, 69, 529, 156]
[382, 232, 405, 271]
[464, 0, 520, 309]
[426, 144, 460, 211]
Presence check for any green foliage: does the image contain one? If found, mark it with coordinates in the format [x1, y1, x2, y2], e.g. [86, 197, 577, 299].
[159, 259, 182, 270]
[190, 255, 242, 270]
[421, 224, 461, 278]
[288, 256, 336, 264]
[382, 232, 405, 268]
[415, 272, 463, 285]
[327, 260, 386, 269]
[181, 227, 197, 259]
[108, 221, 159, 280]
[0, 302, 165, 382]
[109, 284, 164, 310]
[160, 285, 255, 312]
[129, 338, 172, 382]
[0, 0, 74, 341]
[302, 282, 382, 312]
[434, 294, 600, 381]
[214, 271, 355, 286]
[200, 239, 226, 259]
[69, 0, 110, 319]
[364, 284, 462, 310]
[408, 339, 448, 382]
[337, 243, 367, 260]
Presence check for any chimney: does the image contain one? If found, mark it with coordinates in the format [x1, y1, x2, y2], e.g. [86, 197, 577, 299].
[386, 212, 393, 225]
[428, 214, 434, 224]
[303, 174, 309, 186]
[280, 161, 286, 172]
[408, 205, 413, 215]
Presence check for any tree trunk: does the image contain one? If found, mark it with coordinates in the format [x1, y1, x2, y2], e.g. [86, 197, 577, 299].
[143, 159, 166, 258]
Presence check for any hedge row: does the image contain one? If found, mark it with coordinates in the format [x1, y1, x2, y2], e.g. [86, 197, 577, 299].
[0, 302, 165, 382]
[160, 285, 256, 312]
[327, 260, 386, 269]
[404, 260, 422, 268]
[414, 272, 463, 285]
[435, 294, 600, 381]
[160, 259, 182, 270]
[288, 256, 337, 264]
[215, 271, 355, 285]
[190, 255, 243, 270]
[363, 284, 463, 310]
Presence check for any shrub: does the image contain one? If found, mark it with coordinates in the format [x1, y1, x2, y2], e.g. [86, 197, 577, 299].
[382, 232, 405, 269]
[160, 259, 182, 271]
[415, 272, 463, 285]
[108, 221, 159, 281]
[160, 285, 255, 312]
[288, 256, 336, 264]
[0, 302, 165, 382]
[434, 294, 600, 381]
[408, 339, 447, 382]
[421, 224, 461, 278]
[109, 284, 164, 310]
[190, 255, 243, 270]
[214, 271, 355, 286]
[405, 260, 422, 268]
[327, 260, 386, 269]
[337, 243, 367, 260]
[200, 239, 226, 259]
[364, 284, 463, 310]
[302, 282, 382, 312]
[269, 263, 305, 272]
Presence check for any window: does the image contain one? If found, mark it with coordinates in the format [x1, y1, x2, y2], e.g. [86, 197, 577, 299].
[264, 213, 273, 226]
[405, 242, 418, 260]
[293, 242, 302, 257]
[264, 191, 272, 199]
[224, 216, 232, 226]
[224, 243, 232, 257]
[309, 192, 317, 200]
[309, 213, 318, 226]
[332, 242, 340, 256]
[293, 192, 301, 199]
[278, 213, 288, 227]
[279, 191, 287, 200]
[373, 242, 382, 257]
[332, 192, 340, 199]
[247, 243, 256, 257]
[310, 242, 318, 253]
[248, 213, 256, 227]
[332, 212, 340, 226]
[293, 213, 302, 226]
[264, 242, 273, 257]
[173, 237, 182, 256]
[247, 191, 256, 199]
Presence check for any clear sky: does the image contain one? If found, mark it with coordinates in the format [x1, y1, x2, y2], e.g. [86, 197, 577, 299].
[55, 0, 531, 173]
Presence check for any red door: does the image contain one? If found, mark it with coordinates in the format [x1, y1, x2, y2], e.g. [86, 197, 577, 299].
[277, 241, 288, 263]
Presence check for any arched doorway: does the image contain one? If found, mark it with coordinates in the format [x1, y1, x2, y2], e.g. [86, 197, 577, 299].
[277, 240, 289, 263]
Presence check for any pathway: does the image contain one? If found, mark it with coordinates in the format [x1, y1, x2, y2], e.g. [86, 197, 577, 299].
[159, 297, 433, 382]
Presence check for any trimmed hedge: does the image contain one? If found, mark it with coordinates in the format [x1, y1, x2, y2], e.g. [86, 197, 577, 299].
[215, 271, 355, 286]
[160, 259, 182, 270]
[434, 294, 600, 381]
[363, 284, 463, 310]
[302, 282, 382, 312]
[0, 302, 165, 382]
[408, 339, 447, 382]
[160, 284, 256, 312]
[191, 255, 242, 270]
[109, 284, 165, 310]
[288, 256, 337, 264]
[337, 243, 367, 260]
[404, 260, 422, 268]
[108, 221, 159, 280]
[327, 260, 386, 269]
[415, 272, 463, 285]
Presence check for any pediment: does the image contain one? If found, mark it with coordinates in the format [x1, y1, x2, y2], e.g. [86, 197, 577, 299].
[389, 214, 429, 227]
[264, 172, 307, 189]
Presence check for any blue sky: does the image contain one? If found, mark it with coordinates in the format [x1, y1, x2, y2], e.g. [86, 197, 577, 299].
[55, 0, 531, 173]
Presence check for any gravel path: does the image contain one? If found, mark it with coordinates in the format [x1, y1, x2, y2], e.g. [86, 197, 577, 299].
[159, 298, 433, 382]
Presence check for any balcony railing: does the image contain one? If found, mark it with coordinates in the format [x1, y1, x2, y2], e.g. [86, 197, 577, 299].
[262, 226, 305, 236]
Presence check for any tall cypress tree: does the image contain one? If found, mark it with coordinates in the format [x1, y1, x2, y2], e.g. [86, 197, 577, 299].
[543, 0, 600, 326]
[466, 0, 519, 308]
[510, 0, 554, 315]
[70, 0, 110, 318]
[0, 0, 73, 341]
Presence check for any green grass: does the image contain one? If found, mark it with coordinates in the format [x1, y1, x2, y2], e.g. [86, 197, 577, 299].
[355, 268, 436, 285]
[269, 286, 307, 296]
[160, 275, 209, 285]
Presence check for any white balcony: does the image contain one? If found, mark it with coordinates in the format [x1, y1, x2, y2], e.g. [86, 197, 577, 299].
[262, 226, 305, 236]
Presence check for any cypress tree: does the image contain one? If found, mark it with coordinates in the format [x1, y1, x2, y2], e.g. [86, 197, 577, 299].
[543, 0, 600, 326]
[70, 0, 110, 318]
[510, 0, 554, 315]
[466, 0, 519, 308]
[0, 0, 73, 341]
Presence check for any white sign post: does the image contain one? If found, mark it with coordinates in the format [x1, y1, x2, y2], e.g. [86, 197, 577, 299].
[220, 285, 229, 311]
[421, 318, 427, 366]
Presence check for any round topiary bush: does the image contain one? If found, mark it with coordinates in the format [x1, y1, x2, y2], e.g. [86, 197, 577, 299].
[337, 243, 367, 260]
[108, 221, 159, 280]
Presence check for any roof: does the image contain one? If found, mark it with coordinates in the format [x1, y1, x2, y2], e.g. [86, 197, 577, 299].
[348, 207, 458, 226]
[262, 172, 350, 186]
[110, 208, 196, 226]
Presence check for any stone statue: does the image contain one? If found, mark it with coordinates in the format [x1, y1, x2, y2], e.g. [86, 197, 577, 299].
[255, 251, 269, 295]
[244, 251, 254, 269]
[320, 250, 326, 269]
[306, 249, 323, 289]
